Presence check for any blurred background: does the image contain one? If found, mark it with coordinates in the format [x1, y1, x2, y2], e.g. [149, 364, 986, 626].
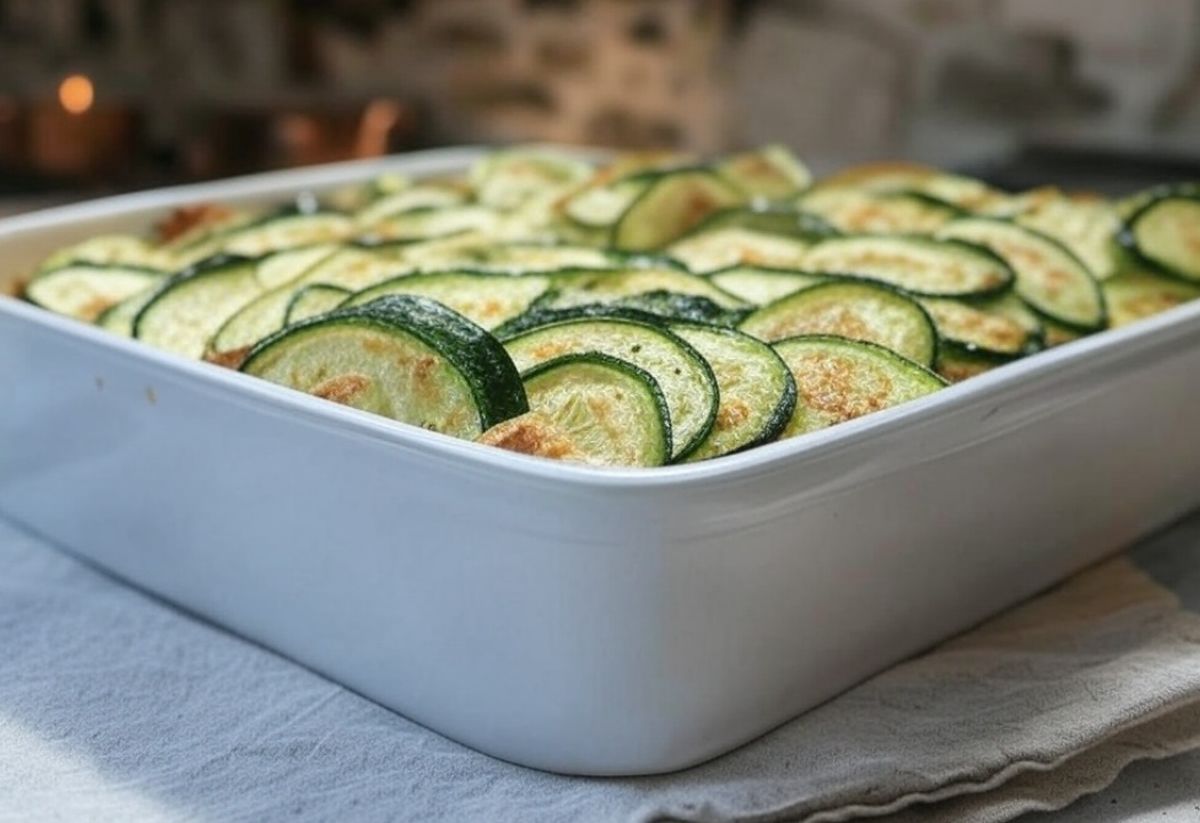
[2, 0, 1200, 212]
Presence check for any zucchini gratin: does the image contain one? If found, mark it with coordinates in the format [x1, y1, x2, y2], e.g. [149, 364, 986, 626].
[17, 147, 1200, 467]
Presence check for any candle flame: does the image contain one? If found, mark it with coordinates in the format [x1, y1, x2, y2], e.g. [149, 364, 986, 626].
[59, 74, 94, 115]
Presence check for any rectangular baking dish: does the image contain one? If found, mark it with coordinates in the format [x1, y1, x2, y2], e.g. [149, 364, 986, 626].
[3, 146, 1200, 776]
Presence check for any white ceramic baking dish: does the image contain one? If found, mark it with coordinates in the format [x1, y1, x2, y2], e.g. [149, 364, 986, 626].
[3, 146, 1200, 776]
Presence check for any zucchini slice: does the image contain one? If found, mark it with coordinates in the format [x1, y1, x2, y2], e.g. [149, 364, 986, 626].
[562, 179, 647, 228]
[918, 293, 1044, 358]
[355, 184, 469, 227]
[470, 150, 592, 211]
[707, 266, 825, 305]
[798, 189, 959, 234]
[612, 170, 743, 251]
[284, 284, 352, 326]
[501, 317, 718, 460]
[134, 255, 266, 358]
[540, 267, 748, 311]
[717, 144, 811, 199]
[612, 291, 745, 326]
[739, 280, 937, 367]
[813, 162, 1007, 212]
[96, 286, 159, 337]
[199, 211, 353, 260]
[368, 205, 502, 243]
[25, 264, 165, 322]
[492, 293, 740, 339]
[37, 234, 174, 273]
[1103, 267, 1200, 328]
[1016, 195, 1121, 281]
[773, 335, 946, 438]
[1118, 182, 1200, 221]
[508, 353, 672, 467]
[670, 324, 796, 461]
[684, 204, 836, 240]
[1122, 195, 1200, 283]
[464, 242, 615, 272]
[803, 235, 1014, 297]
[343, 271, 552, 330]
[242, 295, 527, 437]
[209, 245, 412, 360]
[936, 346, 1002, 383]
[668, 228, 813, 274]
[936, 218, 1106, 331]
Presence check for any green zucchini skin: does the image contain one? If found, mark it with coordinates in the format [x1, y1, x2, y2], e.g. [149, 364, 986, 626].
[612, 169, 744, 251]
[242, 295, 527, 435]
[343, 270, 552, 330]
[803, 235, 1016, 298]
[25, 263, 165, 322]
[772, 334, 946, 438]
[1120, 194, 1200, 284]
[681, 204, 836, 241]
[738, 279, 938, 367]
[501, 316, 719, 461]
[520, 352, 672, 467]
[706, 266, 827, 305]
[283, 284, 353, 326]
[670, 323, 796, 461]
[935, 218, 1107, 332]
[133, 254, 261, 357]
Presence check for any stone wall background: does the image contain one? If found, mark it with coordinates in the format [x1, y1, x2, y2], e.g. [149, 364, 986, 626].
[1, 0, 1198, 175]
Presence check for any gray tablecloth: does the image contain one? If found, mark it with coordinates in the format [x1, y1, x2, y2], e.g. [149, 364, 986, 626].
[4, 512, 1200, 823]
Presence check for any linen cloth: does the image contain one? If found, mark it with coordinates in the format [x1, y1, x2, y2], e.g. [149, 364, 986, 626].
[3, 511, 1200, 823]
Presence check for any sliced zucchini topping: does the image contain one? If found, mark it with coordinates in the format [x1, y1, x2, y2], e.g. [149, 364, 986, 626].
[612, 169, 743, 251]
[919, 293, 1043, 359]
[936, 346, 1002, 383]
[813, 162, 1006, 212]
[23, 144, 1200, 467]
[539, 267, 747, 311]
[739, 280, 937, 367]
[670, 324, 796, 461]
[1103, 267, 1200, 328]
[707, 266, 826, 305]
[799, 189, 958, 235]
[26, 264, 165, 322]
[470, 149, 592, 211]
[668, 227, 813, 273]
[936, 218, 1106, 331]
[802, 235, 1014, 297]
[717, 144, 811, 200]
[501, 317, 718, 460]
[1123, 195, 1200, 283]
[135, 255, 266, 358]
[37, 234, 175, 273]
[196, 210, 353, 260]
[683, 203, 836, 240]
[1015, 195, 1122, 281]
[209, 245, 412, 359]
[355, 183, 468, 226]
[368, 205, 501, 243]
[96, 286, 160, 337]
[463, 242, 615, 272]
[773, 335, 945, 438]
[284, 284, 352, 326]
[501, 353, 672, 467]
[343, 271, 551, 330]
[562, 179, 647, 228]
[243, 295, 527, 438]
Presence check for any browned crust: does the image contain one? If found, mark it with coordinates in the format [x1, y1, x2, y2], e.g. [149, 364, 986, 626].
[156, 204, 236, 244]
[477, 412, 585, 462]
[204, 347, 252, 370]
